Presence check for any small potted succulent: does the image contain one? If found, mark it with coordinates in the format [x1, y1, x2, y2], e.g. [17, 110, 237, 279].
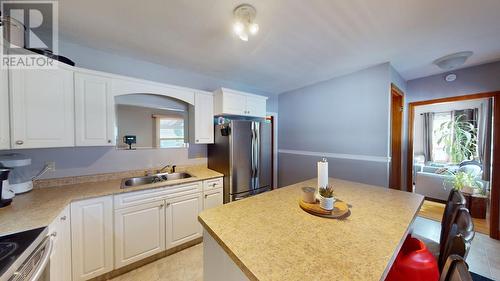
[318, 185, 335, 210]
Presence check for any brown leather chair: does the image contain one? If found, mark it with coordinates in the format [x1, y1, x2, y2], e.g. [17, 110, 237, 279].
[438, 207, 475, 271]
[414, 189, 466, 258]
[439, 190, 467, 255]
[439, 255, 473, 281]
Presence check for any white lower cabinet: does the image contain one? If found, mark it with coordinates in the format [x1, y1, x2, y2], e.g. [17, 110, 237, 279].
[68, 179, 222, 280]
[71, 196, 114, 281]
[203, 188, 224, 210]
[166, 192, 203, 248]
[114, 200, 166, 268]
[49, 206, 72, 281]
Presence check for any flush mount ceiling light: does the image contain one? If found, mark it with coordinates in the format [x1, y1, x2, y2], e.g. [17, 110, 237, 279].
[433, 51, 473, 70]
[232, 4, 259, 41]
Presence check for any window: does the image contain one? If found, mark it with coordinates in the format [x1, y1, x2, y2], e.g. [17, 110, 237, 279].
[153, 115, 186, 148]
[432, 112, 452, 163]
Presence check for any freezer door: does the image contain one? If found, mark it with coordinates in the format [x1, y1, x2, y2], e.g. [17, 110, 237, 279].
[230, 120, 253, 196]
[258, 121, 272, 190]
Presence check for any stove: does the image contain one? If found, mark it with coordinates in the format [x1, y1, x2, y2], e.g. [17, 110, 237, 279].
[0, 227, 49, 281]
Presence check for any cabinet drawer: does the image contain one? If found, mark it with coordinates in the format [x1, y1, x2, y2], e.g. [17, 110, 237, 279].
[203, 178, 223, 191]
[114, 182, 202, 209]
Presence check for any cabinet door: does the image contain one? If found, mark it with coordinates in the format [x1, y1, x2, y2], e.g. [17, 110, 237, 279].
[166, 193, 203, 248]
[49, 206, 72, 281]
[222, 91, 246, 115]
[0, 67, 9, 149]
[71, 196, 113, 281]
[193, 92, 214, 144]
[245, 96, 267, 117]
[75, 73, 115, 146]
[114, 201, 166, 268]
[9, 67, 74, 148]
[204, 188, 223, 210]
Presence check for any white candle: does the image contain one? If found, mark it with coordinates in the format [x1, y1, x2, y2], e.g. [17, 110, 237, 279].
[317, 158, 328, 191]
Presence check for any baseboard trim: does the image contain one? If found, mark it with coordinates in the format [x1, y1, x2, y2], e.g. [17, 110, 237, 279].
[278, 149, 391, 163]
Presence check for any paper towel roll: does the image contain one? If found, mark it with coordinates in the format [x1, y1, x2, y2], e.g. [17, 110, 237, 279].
[317, 158, 328, 189]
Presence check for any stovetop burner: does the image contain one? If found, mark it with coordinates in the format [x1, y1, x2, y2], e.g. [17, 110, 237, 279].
[0, 242, 18, 262]
[0, 227, 45, 276]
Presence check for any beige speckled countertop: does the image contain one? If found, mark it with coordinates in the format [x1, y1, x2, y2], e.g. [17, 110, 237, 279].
[198, 178, 424, 281]
[0, 166, 222, 236]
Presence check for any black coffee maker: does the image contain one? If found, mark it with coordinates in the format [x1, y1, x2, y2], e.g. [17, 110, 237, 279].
[0, 168, 12, 208]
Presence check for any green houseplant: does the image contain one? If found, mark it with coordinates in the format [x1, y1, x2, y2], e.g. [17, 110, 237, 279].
[445, 171, 484, 195]
[436, 114, 478, 163]
[318, 186, 335, 210]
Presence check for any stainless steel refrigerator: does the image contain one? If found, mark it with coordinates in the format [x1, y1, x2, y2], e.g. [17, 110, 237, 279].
[208, 120, 272, 203]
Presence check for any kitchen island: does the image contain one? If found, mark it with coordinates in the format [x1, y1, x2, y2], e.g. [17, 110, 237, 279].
[198, 178, 424, 281]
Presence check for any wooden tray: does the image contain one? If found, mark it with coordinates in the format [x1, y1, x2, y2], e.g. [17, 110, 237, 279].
[299, 199, 350, 219]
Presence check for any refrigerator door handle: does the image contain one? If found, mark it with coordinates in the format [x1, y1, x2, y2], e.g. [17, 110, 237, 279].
[254, 122, 260, 191]
[250, 122, 256, 190]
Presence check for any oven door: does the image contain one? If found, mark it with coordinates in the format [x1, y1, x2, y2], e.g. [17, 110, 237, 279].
[9, 235, 53, 281]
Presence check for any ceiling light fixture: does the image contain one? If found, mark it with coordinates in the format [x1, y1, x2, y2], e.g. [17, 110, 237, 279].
[433, 51, 473, 70]
[232, 4, 259, 41]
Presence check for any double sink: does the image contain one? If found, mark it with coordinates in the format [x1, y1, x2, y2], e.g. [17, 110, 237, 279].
[121, 172, 192, 188]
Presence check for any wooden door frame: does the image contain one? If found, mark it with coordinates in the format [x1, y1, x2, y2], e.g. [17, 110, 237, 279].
[406, 92, 500, 239]
[389, 84, 404, 189]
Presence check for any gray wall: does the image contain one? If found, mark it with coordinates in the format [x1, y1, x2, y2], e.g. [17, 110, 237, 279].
[278, 63, 394, 187]
[4, 146, 207, 179]
[0, 40, 277, 179]
[116, 105, 188, 149]
[406, 61, 500, 103]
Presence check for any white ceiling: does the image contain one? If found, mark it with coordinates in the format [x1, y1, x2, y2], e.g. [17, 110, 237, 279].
[58, 0, 500, 94]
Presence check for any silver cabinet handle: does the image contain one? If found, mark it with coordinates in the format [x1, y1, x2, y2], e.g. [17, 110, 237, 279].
[60, 215, 67, 221]
[16, 140, 24, 145]
[166, 202, 171, 207]
[159, 203, 165, 208]
[107, 140, 112, 143]
[212, 183, 217, 187]
[51, 232, 57, 237]
[205, 194, 208, 198]
[196, 139, 199, 143]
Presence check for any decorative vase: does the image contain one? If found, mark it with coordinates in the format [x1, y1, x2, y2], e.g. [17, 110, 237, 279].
[319, 195, 335, 211]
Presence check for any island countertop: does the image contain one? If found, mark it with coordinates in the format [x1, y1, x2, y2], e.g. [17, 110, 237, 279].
[198, 178, 424, 281]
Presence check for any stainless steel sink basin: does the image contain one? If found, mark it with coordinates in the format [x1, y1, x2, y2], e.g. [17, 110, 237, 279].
[121, 172, 192, 188]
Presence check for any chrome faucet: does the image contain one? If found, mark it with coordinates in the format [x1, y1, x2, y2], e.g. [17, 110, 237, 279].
[157, 165, 176, 174]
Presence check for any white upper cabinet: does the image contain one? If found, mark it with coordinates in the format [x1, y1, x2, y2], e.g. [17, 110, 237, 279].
[213, 88, 267, 118]
[0, 66, 9, 150]
[9, 66, 75, 149]
[245, 95, 267, 118]
[190, 92, 214, 144]
[75, 72, 115, 146]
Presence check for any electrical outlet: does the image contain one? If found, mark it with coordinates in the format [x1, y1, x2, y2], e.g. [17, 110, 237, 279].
[46, 161, 56, 171]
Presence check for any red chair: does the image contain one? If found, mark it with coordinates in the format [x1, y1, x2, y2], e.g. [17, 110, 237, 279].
[385, 236, 439, 281]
